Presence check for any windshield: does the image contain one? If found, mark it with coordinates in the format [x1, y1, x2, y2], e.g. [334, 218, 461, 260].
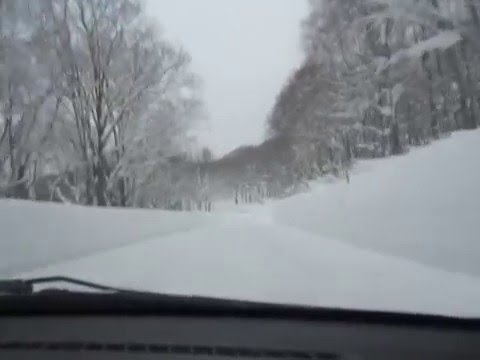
[1, 0, 480, 318]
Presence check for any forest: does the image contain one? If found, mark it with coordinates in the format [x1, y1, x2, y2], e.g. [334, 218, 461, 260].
[267, 0, 480, 180]
[214, 0, 480, 205]
[0, 0, 203, 207]
[2, 0, 480, 209]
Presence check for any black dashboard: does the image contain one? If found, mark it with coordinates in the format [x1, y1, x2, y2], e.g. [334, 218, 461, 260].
[1, 291, 479, 359]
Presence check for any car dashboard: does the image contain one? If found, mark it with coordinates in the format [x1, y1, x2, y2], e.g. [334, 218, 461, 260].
[0, 291, 479, 360]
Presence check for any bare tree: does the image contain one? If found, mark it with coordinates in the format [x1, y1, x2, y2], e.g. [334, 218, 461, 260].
[37, 0, 202, 206]
[0, 1, 61, 198]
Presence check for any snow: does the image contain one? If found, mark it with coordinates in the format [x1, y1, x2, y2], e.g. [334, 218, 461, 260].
[392, 83, 404, 107]
[274, 130, 480, 277]
[378, 106, 392, 117]
[1, 129, 480, 317]
[13, 218, 480, 317]
[378, 31, 462, 72]
[0, 201, 217, 276]
[406, 30, 461, 53]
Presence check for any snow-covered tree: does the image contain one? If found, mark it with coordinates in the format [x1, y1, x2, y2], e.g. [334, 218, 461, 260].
[0, 0, 204, 207]
[0, 1, 61, 198]
[267, 0, 480, 187]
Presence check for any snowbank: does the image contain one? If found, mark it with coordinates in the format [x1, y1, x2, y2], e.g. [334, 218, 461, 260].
[0, 200, 216, 276]
[275, 130, 480, 276]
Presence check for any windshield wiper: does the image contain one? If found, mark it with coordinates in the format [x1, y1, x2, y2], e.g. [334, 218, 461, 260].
[1, 276, 480, 331]
[0, 276, 129, 296]
[0, 275, 286, 315]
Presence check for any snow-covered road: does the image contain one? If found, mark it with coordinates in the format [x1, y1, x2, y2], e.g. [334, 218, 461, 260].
[15, 211, 480, 317]
[1, 129, 480, 317]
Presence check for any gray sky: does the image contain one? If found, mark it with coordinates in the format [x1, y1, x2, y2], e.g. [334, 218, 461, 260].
[144, 0, 307, 156]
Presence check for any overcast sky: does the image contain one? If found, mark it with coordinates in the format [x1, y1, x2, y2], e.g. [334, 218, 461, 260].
[144, 0, 307, 156]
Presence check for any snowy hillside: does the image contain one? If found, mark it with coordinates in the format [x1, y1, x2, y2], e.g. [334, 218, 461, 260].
[275, 129, 480, 276]
[1, 129, 480, 317]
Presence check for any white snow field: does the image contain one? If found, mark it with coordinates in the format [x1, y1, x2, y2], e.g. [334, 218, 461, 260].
[1, 129, 480, 317]
[274, 129, 480, 276]
[0, 201, 218, 276]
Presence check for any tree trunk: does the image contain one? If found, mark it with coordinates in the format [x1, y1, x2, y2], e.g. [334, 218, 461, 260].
[468, 2, 480, 31]
[13, 164, 29, 199]
[459, 41, 478, 129]
[117, 177, 127, 207]
[390, 122, 402, 155]
[444, 46, 475, 129]
[422, 51, 439, 139]
[94, 156, 108, 207]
